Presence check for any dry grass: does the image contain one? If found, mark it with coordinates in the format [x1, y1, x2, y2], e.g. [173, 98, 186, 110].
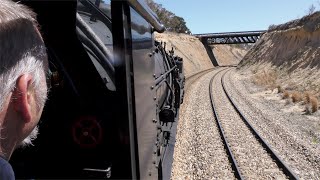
[253, 69, 277, 87]
[277, 85, 284, 93]
[250, 68, 319, 114]
[304, 93, 318, 114]
[310, 96, 318, 113]
[303, 91, 312, 104]
[283, 91, 290, 99]
[291, 91, 302, 103]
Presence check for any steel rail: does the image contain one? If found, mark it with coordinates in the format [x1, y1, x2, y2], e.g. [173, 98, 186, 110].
[221, 68, 299, 180]
[185, 65, 237, 84]
[209, 68, 244, 180]
[186, 68, 214, 81]
[183, 68, 215, 93]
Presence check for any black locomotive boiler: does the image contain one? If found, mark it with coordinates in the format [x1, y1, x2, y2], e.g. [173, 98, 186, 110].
[10, 0, 185, 179]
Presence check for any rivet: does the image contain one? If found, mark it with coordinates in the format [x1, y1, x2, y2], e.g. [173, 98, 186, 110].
[153, 161, 156, 164]
[153, 151, 157, 154]
[148, 53, 153, 57]
[152, 119, 157, 123]
[151, 86, 154, 90]
[149, 172, 152, 176]
[103, 77, 109, 83]
[153, 97, 157, 100]
[153, 74, 156, 77]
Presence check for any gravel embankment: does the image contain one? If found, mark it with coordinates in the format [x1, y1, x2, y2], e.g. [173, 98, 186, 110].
[225, 69, 320, 179]
[211, 68, 287, 179]
[171, 69, 235, 179]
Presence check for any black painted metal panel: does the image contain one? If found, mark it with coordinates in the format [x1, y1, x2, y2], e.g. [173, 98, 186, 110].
[129, 7, 159, 179]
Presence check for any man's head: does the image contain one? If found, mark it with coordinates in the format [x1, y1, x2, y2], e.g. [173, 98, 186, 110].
[0, 0, 48, 159]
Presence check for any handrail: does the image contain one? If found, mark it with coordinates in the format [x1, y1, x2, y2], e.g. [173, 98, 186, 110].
[79, 0, 112, 30]
[127, 0, 165, 33]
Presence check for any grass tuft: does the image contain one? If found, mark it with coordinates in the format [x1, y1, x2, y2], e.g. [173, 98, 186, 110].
[305, 95, 318, 114]
[303, 91, 311, 104]
[253, 69, 277, 87]
[283, 91, 290, 99]
[277, 85, 284, 93]
[310, 96, 318, 113]
[291, 91, 302, 103]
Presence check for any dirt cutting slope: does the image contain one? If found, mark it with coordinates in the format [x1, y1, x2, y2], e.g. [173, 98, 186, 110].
[239, 12, 320, 95]
[155, 32, 246, 77]
[212, 45, 247, 66]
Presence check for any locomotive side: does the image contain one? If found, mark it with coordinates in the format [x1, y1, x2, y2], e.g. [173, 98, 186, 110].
[10, 0, 184, 179]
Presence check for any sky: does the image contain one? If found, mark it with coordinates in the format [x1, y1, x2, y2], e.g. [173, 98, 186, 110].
[154, 0, 320, 34]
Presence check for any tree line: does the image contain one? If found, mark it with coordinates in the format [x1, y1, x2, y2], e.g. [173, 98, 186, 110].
[146, 0, 191, 34]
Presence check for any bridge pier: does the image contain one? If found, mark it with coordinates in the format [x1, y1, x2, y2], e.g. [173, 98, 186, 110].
[201, 38, 219, 66]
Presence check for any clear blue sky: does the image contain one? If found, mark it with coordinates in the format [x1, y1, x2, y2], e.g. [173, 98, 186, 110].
[154, 0, 320, 34]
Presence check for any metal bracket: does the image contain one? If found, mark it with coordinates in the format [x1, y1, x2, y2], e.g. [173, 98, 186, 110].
[83, 167, 112, 179]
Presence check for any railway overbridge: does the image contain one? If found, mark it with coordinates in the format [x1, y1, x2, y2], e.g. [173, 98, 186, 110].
[194, 30, 266, 45]
[194, 30, 266, 66]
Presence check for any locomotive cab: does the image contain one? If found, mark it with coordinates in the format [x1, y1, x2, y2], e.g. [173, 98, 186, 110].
[9, 0, 184, 179]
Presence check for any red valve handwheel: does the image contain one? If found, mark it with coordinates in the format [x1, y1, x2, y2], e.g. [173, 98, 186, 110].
[72, 116, 103, 148]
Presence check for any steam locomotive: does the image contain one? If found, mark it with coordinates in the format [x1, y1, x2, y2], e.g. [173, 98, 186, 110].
[10, 0, 184, 179]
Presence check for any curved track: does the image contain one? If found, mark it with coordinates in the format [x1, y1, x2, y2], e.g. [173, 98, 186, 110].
[184, 68, 214, 92]
[209, 68, 299, 179]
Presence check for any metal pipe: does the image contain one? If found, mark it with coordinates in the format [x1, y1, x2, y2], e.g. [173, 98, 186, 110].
[77, 30, 115, 80]
[155, 66, 176, 86]
[127, 0, 165, 33]
[76, 13, 113, 63]
[79, 0, 112, 30]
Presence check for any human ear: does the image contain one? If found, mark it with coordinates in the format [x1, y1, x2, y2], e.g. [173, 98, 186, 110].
[12, 74, 34, 123]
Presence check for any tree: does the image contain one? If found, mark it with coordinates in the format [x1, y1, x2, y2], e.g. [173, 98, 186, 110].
[146, 0, 191, 34]
[307, 4, 316, 15]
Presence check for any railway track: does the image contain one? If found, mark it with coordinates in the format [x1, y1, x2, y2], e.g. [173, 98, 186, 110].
[184, 68, 214, 93]
[209, 68, 299, 179]
[185, 66, 235, 92]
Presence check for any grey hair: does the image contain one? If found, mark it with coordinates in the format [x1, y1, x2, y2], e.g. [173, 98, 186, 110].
[0, 0, 37, 23]
[0, 0, 48, 111]
[0, 54, 47, 110]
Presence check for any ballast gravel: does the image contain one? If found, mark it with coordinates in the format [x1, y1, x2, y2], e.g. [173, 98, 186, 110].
[171, 69, 235, 180]
[225, 68, 320, 179]
[171, 67, 320, 179]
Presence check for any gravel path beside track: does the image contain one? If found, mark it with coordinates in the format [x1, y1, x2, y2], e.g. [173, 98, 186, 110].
[225, 69, 320, 179]
[171, 69, 235, 179]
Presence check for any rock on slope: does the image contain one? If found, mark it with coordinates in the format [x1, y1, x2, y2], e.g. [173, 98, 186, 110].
[239, 12, 320, 95]
[155, 32, 246, 77]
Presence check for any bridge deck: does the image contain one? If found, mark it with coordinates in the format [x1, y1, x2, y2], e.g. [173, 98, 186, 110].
[194, 30, 266, 44]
